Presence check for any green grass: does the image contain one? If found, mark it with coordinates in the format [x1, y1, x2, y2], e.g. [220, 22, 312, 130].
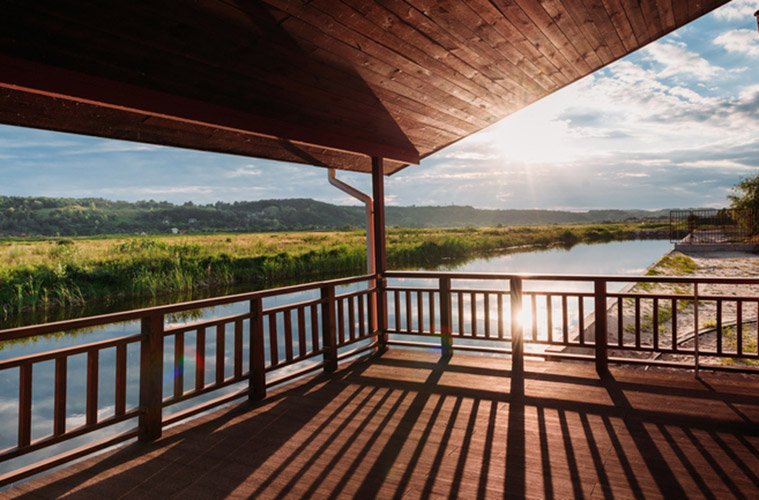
[0, 223, 657, 319]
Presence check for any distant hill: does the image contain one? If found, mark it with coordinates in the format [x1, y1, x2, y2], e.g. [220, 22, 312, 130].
[0, 196, 675, 237]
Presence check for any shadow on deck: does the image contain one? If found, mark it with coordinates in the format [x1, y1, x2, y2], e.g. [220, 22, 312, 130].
[4, 349, 759, 499]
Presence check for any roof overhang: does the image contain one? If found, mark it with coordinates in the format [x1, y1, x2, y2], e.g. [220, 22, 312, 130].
[0, 0, 729, 175]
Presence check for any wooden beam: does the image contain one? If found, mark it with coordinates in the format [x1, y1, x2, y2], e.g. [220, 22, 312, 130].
[0, 54, 420, 165]
[372, 157, 388, 347]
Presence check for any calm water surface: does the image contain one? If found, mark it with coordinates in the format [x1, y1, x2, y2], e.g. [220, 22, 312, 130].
[0, 239, 672, 475]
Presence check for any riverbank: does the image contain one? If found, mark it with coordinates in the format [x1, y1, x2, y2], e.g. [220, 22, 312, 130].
[0, 223, 667, 319]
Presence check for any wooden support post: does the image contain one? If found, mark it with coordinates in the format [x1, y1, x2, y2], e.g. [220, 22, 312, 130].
[139, 313, 164, 442]
[249, 298, 266, 400]
[510, 277, 523, 371]
[694, 283, 700, 376]
[594, 279, 609, 375]
[440, 277, 453, 357]
[321, 285, 338, 373]
[372, 157, 388, 350]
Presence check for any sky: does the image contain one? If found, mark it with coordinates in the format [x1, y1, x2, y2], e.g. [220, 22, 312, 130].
[1, 1, 758, 211]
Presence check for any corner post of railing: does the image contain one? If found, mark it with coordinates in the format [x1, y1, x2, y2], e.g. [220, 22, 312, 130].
[376, 274, 388, 351]
[439, 276, 453, 357]
[249, 297, 266, 400]
[594, 278, 609, 376]
[321, 284, 338, 373]
[139, 312, 164, 442]
[510, 277, 524, 370]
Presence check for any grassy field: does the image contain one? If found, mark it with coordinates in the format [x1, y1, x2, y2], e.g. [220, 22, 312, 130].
[0, 223, 666, 318]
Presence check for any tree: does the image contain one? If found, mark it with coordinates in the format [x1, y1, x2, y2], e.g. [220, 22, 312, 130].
[728, 174, 759, 234]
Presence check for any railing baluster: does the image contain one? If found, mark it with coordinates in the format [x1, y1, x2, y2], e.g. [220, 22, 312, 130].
[617, 297, 623, 347]
[139, 313, 164, 442]
[653, 298, 659, 351]
[250, 297, 266, 401]
[531, 294, 537, 341]
[634, 297, 640, 349]
[217, 323, 226, 381]
[18, 363, 32, 447]
[511, 278, 524, 368]
[458, 292, 464, 336]
[298, 306, 307, 357]
[594, 279, 608, 375]
[671, 298, 678, 352]
[86, 350, 99, 426]
[562, 295, 568, 344]
[484, 293, 491, 338]
[737, 299, 743, 356]
[195, 327, 205, 392]
[417, 291, 424, 334]
[311, 304, 320, 352]
[268, 314, 278, 367]
[579, 296, 585, 345]
[368, 288, 377, 335]
[54, 357, 67, 435]
[546, 295, 552, 343]
[429, 290, 436, 335]
[406, 290, 412, 333]
[358, 295, 365, 337]
[115, 344, 126, 417]
[284, 310, 294, 362]
[394, 290, 400, 331]
[234, 318, 244, 376]
[337, 298, 345, 344]
[349, 296, 356, 340]
[498, 293, 504, 339]
[321, 285, 338, 373]
[471, 293, 478, 337]
[716, 300, 723, 354]
[174, 332, 184, 399]
[440, 277, 453, 356]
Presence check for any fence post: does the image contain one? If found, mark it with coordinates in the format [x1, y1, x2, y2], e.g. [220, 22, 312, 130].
[594, 279, 608, 375]
[321, 285, 338, 373]
[139, 312, 164, 442]
[249, 297, 266, 400]
[510, 277, 523, 370]
[440, 277, 453, 357]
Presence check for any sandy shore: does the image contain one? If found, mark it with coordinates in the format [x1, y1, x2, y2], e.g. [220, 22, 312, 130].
[606, 248, 759, 367]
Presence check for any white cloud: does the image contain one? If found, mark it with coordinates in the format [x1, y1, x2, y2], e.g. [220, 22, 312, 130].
[644, 41, 721, 80]
[713, 0, 759, 21]
[227, 164, 262, 177]
[677, 159, 755, 170]
[714, 29, 759, 57]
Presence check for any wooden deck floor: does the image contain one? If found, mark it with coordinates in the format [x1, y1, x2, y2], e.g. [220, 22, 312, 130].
[3, 349, 759, 499]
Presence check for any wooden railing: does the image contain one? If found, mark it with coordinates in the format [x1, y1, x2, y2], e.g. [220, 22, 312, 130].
[386, 271, 759, 373]
[0, 274, 379, 487]
[2, 270, 758, 487]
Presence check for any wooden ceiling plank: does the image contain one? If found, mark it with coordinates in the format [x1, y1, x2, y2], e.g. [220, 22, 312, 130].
[534, 0, 606, 68]
[577, 0, 628, 60]
[618, 0, 654, 44]
[639, 0, 666, 38]
[599, 0, 640, 51]
[489, 0, 583, 82]
[558, 0, 618, 64]
[313, 0, 526, 111]
[284, 18, 496, 129]
[355, 0, 553, 98]
[512, 0, 594, 76]
[671, 0, 691, 28]
[655, 0, 677, 31]
[269, 0, 509, 120]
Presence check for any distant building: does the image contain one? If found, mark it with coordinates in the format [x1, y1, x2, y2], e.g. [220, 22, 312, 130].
[188, 218, 197, 224]
[171, 227, 179, 234]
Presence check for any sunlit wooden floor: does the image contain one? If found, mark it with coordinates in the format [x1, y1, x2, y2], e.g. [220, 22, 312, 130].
[4, 349, 759, 499]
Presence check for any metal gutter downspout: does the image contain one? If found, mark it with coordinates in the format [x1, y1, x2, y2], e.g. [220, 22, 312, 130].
[328, 168, 375, 274]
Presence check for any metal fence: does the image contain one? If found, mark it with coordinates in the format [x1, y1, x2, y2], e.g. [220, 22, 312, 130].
[670, 209, 756, 244]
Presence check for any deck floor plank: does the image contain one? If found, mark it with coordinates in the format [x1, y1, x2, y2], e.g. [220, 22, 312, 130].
[2, 349, 758, 499]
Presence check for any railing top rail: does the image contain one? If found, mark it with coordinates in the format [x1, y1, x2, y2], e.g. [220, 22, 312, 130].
[0, 273, 377, 341]
[386, 270, 759, 285]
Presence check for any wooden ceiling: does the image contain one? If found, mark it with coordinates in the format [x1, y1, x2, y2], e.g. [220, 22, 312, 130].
[0, 0, 728, 175]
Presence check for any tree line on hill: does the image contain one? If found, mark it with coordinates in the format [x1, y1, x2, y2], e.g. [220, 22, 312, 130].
[0, 196, 674, 237]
